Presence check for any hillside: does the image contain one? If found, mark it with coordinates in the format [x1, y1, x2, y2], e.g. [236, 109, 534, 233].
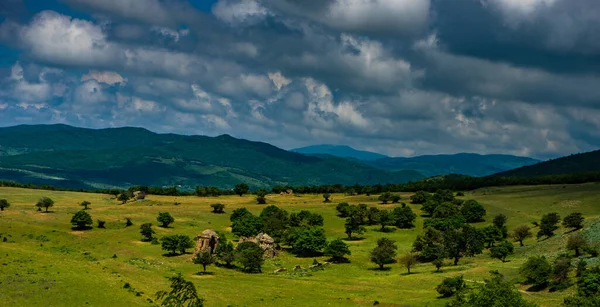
[368, 153, 540, 177]
[0, 125, 424, 189]
[291, 144, 388, 161]
[494, 149, 600, 177]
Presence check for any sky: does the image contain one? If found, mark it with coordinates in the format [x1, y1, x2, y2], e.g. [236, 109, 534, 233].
[0, 0, 599, 159]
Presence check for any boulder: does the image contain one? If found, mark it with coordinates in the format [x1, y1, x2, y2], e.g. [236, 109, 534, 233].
[133, 191, 146, 200]
[238, 233, 278, 258]
[274, 268, 287, 273]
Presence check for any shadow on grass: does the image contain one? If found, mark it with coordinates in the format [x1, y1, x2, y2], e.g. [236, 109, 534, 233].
[215, 263, 238, 269]
[194, 272, 215, 276]
[161, 252, 188, 257]
[525, 284, 548, 292]
[400, 272, 414, 276]
[376, 227, 397, 233]
[326, 257, 351, 264]
[367, 267, 392, 271]
[71, 226, 93, 231]
[342, 237, 365, 241]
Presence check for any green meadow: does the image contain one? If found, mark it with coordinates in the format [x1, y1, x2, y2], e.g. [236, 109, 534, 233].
[1, 183, 599, 306]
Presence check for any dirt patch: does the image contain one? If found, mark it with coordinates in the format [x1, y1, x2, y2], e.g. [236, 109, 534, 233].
[559, 200, 582, 208]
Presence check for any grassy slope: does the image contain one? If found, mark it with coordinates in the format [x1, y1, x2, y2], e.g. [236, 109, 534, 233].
[1, 183, 600, 306]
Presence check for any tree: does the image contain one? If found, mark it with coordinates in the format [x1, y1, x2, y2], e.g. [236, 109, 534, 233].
[289, 210, 323, 227]
[260, 205, 289, 243]
[236, 241, 264, 273]
[231, 214, 262, 238]
[449, 271, 537, 307]
[140, 223, 155, 242]
[537, 212, 561, 239]
[324, 238, 351, 262]
[433, 189, 455, 203]
[193, 251, 215, 273]
[0, 199, 10, 211]
[460, 200, 486, 223]
[367, 207, 380, 225]
[432, 202, 460, 219]
[80, 201, 91, 210]
[490, 241, 514, 263]
[370, 238, 397, 269]
[97, 220, 106, 228]
[376, 209, 394, 231]
[482, 226, 503, 248]
[125, 217, 133, 227]
[160, 235, 194, 255]
[493, 214, 508, 229]
[344, 214, 366, 239]
[567, 233, 588, 257]
[155, 273, 204, 307]
[520, 256, 552, 287]
[552, 256, 572, 290]
[412, 227, 445, 261]
[256, 189, 268, 204]
[399, 253, 418, 274]
[230, 207, 252, 222]
[433, 258, 444, 272]
[323, 193, 331, 203]
[290, 227, 327, 255]
[422, 199, 439, 216]
[216, 241, 235, 266]
[391, 194, 401, 203]
[70, 210, 93, 230]
[437, 276, 465, 297]
[117, 191, 131, 204]
[410, 191, 429, 204]
[36, 197, 54, 212]
[393, 205, 416, 229]
[336, 202, 351, 217]
[233, 183, 249, 197]
[563, 212, 585, 230]
[512, 225, 532, 246]
[210, 203, 225, 213]
[444, 225, 484, 265]
[157, 212, 175, 228]
[378, 192, 392, 204]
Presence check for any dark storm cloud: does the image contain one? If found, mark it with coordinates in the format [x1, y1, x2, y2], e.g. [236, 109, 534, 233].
[0, 0, 599, 159]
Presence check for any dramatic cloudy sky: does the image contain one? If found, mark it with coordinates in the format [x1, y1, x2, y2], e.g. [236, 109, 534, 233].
[1, 0, 599, 159]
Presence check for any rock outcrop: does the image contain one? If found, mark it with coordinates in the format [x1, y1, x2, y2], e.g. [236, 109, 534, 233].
[238, 233, 278, 258]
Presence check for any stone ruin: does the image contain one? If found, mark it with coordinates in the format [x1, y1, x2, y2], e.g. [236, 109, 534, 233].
[279, 189, 293, 196]
[194, 229, 219, 257]
[238, 233, 278, 258]
[133, 191, 146, 200]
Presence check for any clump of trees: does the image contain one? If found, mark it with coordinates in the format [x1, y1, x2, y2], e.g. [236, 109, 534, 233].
[449, 271, 536, 307]
[520, 256, 552, 288]
[564, 265, 600, 306]
[210, 203, 225, 213]
[537, 212, 561, 239]
[436, 275, 465, 297]
[0, 199, 10, 211]
[324, 238, 351, 262]
[563, 212, 585, 230]
[233, 183, 249, 197]
[140, 223, 155, 242]
[36, 197, 54, 212]
[160, 235, 194, 255]
[157, 212, 175, 228]
[71, 210, 93, 230]
[236, 241, 264, 273]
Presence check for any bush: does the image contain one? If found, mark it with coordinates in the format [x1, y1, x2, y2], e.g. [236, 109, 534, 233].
[125, 217, 133, 227]
[231, 214, 262, 238]
[520, 256, 552, 287]
[210, 203, 225, 213]
[290, 227, 327, 255]
[236, 241, 264, 273]
[393, 206, 416, 229]
[157, 212, 175, 228]
[140, 223, 155, 242]
[0, 199, 11, 211]
[160, 235, 194, 255]
[563, 212, 585, 230]
[370, 238, 397, 269]
[567, 234, 588, 257]
[449, 271, 536, 307]
[97, 220, 106, 228]
[336, 202, 351, 217]
[537, 212, 561, 239]
[155, 273, 204, 307]
[378, 192, 392, 204]
[410, 191, 429, 204]
[70, 210, 93, 229]
[324, 238, 351, 262]
[36, 197, 54, 212]
[460, 200, 486, 223]
[256, 189, 268, 204]
[323, 193, 331, 203]
[436, 276, 465, 297]
[490, 241, 514, 262]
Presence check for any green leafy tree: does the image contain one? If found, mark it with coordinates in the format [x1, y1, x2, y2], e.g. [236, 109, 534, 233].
[231, 214, 263, 238]
[336, 202, 351, 217]
[0, 199, 10, 211]
[367, 207, 380, 225]
[344, 214, 366, 239]
[393, 205, 416, 229]
[512, 225, 532, 246]
[391, 194, 401, 203]
[125, 217, 133, 227]
[552, 256, 572, 290]
[216, 241, 235, 266]
[449, 271, 537, 307]
[433, 189, 455, 203]
[289, 210, 324, 227]
[378, 192, 392, 204]
[233, 183, 249, 196]
[567, 233, 588, 257]
[236, 241, 264, 273]
[490, 241, 514, 263]
[437, 276, 466, 297]
[460, 200, 486, 222]
[210, 203, 225, 213]
[80, 201, 91, 210]
[493, 214, 508, 228]
[117, 191, 131, 204]
[422, 199, 439, 216]
[564, 266, 600, 306]
[323, 193, 331, 203]
[376, 209, 395, 231]
[399, 253, 418, 274]
[412, 227, 444, 261]
[410, 191, 429, 204]
[193, 252, 215, 273]
[70, 210, 93, 230]
[482, 226, 504, 248]
[160, 235, 194, 255]
[260, 205, 289, 243]
[140, 223, 155, 242]
[370, 238, 397, 269]
[520, 256, 552, 287]
[563, 212, 585, 230]
[324, 238, 351, 262]
[230, 207, 252, 222]
[256, 189, 268, 204]
[290, 227, 327, 255]
[537, 212, 561, 239]
[433, 258, 445, 272]
[155, 273, 204, 307]
[444, 225, 484, 265]
[432, 202, 460, 219]
[36, 197, 54, 212]
[157, 212, 175, 228]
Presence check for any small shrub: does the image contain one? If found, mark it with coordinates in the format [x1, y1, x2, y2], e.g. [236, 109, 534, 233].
[125, 217, 133, 227]
[97, 220, 106, 228]
[210, 203, 225, 213]
[436, 276, 465, 297]
[157, 212, 175, 228]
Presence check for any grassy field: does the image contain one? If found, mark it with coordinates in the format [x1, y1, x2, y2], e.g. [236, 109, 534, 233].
[1, 183, 599, 306]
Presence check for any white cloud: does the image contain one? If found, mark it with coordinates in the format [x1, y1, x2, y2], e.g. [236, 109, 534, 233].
[268, 72, 291, 91]
[213, 0, 268, 25]
[81, 71, 127, 86]
[74, 80, 108, 104]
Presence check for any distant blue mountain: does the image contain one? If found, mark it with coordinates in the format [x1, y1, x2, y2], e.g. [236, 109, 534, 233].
[291, 144, 389, 161]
